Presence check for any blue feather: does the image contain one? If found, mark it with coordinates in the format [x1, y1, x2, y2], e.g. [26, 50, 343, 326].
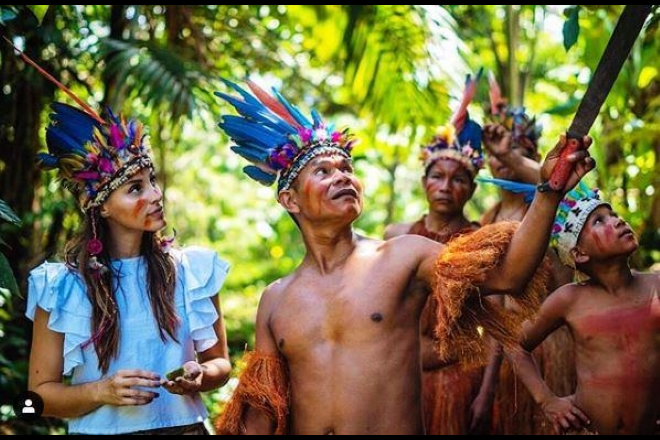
[231, 146, 268, 164]
[272, 89, 312, 128]
[36, 152, 59, 169]
[311, 110, 323, 127]
[48, 103, 100, 151]
[45, 127, 89, 156]
[219, 120, 288, 148]
[220, 78, 261, 107]
[214, 93, 298, 135]
[244, 166, 277, 186]
[457, 119, 482, 150]
[477, 177, 536, 204]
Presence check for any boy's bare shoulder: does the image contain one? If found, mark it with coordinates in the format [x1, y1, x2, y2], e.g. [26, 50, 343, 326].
[635, 270, 660, 282]
[544, 282, 585, 310]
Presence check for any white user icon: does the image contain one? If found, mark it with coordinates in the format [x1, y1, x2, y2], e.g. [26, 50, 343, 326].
[22, 399, 36, 414]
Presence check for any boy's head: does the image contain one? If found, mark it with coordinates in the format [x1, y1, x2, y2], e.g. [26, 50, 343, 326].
[552, 184, 638, 269]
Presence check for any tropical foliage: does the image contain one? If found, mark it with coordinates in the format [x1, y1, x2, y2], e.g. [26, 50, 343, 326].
[0, 5, 657, 433]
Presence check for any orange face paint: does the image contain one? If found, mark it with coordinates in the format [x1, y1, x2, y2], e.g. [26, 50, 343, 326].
[133, 199, 147, 217]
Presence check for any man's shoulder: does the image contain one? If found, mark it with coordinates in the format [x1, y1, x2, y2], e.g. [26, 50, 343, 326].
[383, 222, 414, 240]
[263, 274, 295, 299]
[380, 234, 444, 271]
[385, 233, 443, 250]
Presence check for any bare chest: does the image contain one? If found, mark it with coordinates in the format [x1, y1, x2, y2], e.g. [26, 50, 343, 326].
[269, 271, 422, 355]
[573, 290, 660, 351]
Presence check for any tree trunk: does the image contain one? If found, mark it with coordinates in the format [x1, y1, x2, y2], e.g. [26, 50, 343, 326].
[506, 5, 521, 106]
[0, 11, 57, 280]
[101, 5, 128, 111]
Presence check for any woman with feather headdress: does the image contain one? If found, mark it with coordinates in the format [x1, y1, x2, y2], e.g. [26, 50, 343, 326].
[16, 45, 232, 434]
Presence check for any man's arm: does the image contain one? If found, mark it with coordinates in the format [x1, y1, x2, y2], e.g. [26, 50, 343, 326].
[483, 135, 594, 295]
[244, 287, 281, 435]
[506, 285, 590, 434]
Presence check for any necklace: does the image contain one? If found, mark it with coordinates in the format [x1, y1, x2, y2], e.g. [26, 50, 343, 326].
[409, 215, 477, 244]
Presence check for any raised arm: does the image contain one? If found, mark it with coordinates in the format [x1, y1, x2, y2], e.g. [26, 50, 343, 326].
[484, 135, 594, 295]
[483, 123, 541, 185]
[29, 308, 160, 418]
[506, 286, 589, 434]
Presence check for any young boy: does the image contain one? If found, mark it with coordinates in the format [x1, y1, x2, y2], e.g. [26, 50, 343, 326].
[508, 185, 660, 435]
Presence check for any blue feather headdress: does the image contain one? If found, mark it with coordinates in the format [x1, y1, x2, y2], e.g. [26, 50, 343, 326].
[38, 103, 153, 211]
[421, 69, 484, 177]
[3, 36, 153, 212]
[215, 79, 355, 193]
[488, 72, 542, 153]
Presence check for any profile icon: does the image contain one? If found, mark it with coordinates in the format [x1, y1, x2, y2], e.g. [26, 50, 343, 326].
[12, 391, 44, 421]
[22, 399, 36, 414]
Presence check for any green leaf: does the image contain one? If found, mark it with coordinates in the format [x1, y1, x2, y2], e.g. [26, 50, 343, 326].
[0, 199, 21, 226]
[26, 5, 49, 25]
[0, 253, 19, 298]
[544, 95, 581, 116]
[563, 7, 580, 52]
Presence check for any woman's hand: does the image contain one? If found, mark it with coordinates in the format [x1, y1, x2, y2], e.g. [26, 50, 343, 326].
[96, 369, 161, 406]
[161, 361, 204, 395]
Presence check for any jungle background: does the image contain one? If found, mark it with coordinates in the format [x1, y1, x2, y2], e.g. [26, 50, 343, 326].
[0, 5, 658, 434]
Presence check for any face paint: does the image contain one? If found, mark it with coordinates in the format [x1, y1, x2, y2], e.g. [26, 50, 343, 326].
[133, 199, 147, 217]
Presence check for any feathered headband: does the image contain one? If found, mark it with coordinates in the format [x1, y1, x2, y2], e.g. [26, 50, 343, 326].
[420, 69, 484, 177]
[551, 183, 608, 268]
[215, 79, 355, 193]
[39, 103, 153, 211]
[4, 37, 153, 212]
[487, 71, 542, 153]
[476, 179, 608, 267]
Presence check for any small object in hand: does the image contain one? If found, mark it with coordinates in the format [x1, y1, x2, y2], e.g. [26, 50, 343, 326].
[166, 367, 185, 381]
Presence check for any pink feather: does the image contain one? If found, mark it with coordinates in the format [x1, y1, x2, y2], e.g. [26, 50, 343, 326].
[488, 71, 507, 117]
[246, 79, 301, 128]
[450, 70, 481, 133]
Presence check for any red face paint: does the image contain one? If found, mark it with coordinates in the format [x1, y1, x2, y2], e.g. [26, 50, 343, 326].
[592, 233, 606, 253]
[133, 199, 147, 217]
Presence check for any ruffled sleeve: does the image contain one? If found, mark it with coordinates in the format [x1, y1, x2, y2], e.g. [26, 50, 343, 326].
[176, 247, 230, 352]
[26, 262, 92, 376]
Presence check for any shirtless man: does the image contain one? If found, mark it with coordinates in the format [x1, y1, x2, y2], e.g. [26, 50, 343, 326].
[508, 186, 660, 435]
[214, 80, 594, 434]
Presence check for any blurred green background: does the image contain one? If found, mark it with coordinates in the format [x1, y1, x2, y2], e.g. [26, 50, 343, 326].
[0, 5, 658, 433]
